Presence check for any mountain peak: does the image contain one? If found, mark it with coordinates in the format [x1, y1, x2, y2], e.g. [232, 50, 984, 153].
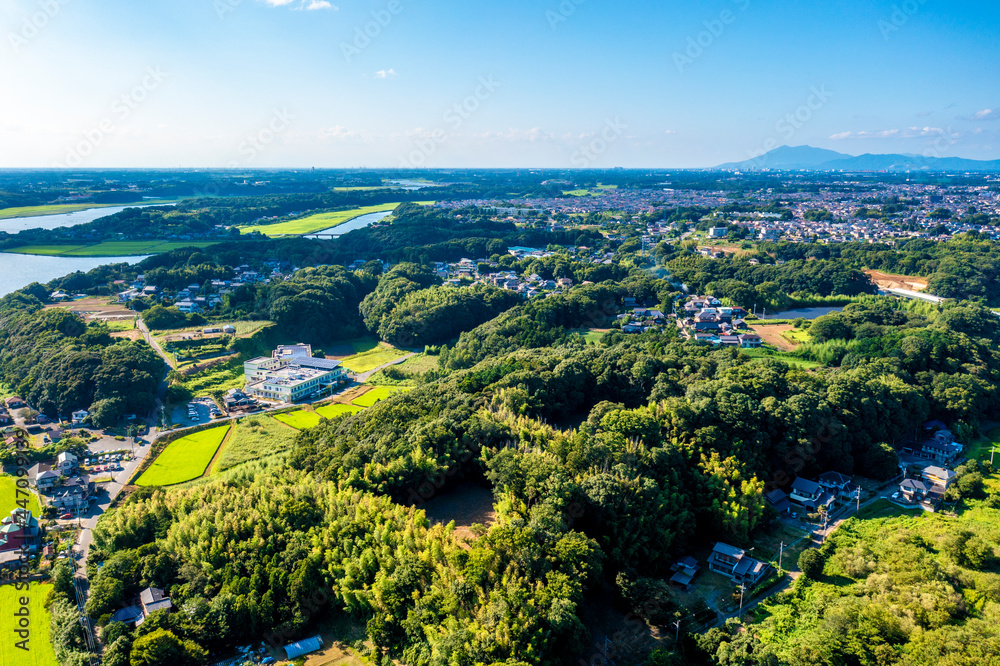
[717, 145, 1000, 172]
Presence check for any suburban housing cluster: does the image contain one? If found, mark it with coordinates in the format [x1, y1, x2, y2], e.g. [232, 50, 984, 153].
[678, 295, 762, 348]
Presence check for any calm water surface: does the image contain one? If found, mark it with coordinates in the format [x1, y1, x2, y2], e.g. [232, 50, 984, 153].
[0, 254, 148, 297]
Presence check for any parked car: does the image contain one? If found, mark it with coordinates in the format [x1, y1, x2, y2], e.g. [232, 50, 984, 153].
[60, 513, 73, 519]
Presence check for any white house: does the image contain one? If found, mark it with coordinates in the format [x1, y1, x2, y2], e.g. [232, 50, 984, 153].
[71, 410, 89, 425]
[56, 452, 77, 475]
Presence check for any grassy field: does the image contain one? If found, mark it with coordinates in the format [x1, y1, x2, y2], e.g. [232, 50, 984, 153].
[856, 498, 925, 521]
[0, 203, 121, 219]
[353, 387, 410, 407]
[316, 403, 364, 419]
[176, 359, 245, 397]
[273, 410, 322, 430]
[741, 347, 822, 369]
[6, 241, 221, 257]
[215, 416, 298, 473]
[0, 583, 59, 666]
[156, 320, 273, 337]
[240, 202, 416, 237]
[341, 343, 411, 374]
[136, 425, 231, 486]
[781, 328, 812, 345]
[367, 353, 442, 386]
[0, 474, 42, 519]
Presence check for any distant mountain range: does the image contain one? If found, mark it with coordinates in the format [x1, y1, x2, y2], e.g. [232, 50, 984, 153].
[717, 145, 1000, 172]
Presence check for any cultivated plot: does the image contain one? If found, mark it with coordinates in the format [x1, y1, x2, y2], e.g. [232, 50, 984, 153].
[136, 425, 231, 486]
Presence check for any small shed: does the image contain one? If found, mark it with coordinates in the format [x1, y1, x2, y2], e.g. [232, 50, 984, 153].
[284, 636, 323, 660]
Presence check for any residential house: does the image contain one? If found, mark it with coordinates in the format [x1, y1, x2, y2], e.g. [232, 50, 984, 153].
[57, 451, 78, 475]
[49, 478, 95, 513]
[738, 334, 762, 348]
[5, 397, 25, 410]
[707, 542, 771, 586]
[816, 472, 857, 499]
[71, 410, 89, 426]
[175, 301, 199, 314]
[27, 463, 60, 492]
[765, 489, 792, 514]
[669, 556, 702, 591]
[0, 509, 41, 554]
[899, 478, 931, 503]
[789, 477, 836, 511]
[922, 466, 957, 490]
[137, 587, 173, 625]
[915, 430, 963, 465]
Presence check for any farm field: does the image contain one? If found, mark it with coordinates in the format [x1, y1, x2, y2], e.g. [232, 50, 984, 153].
[750, 324, 798, 351]
[215, 416, 297, 473]
[135, 425, 231, 486]
[316, 403, 364, 419]
[240, 202, 406, 237]
[5, 241, 221, 257]
[0, 474, 42, 518]
[0, 583, 59, 666]
[340, 343, 411, 374]
[353, 386, 410, 407]
[367, 353, 441, 385]
[0, 202, 119, 219]
[273, 410, 322, 430]
[155, 320, 273, 338]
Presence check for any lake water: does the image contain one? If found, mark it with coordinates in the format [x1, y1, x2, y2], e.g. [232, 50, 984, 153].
[0, 203, 171, 235]
[303, 210, 394, 238]
[0, 253, 149, 297]
[763, 306, 844, 320]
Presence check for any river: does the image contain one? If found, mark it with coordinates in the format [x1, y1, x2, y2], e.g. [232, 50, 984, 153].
[0, 203, 171, 235]
[303, 210, 394, 238]
[0, 254, 149, 297]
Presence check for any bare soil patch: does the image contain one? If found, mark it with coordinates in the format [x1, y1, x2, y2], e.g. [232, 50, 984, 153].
[751, 324, 798, 351]
[111, 330, 143, 341]
[864, 269, 928, 292]
[420, 483, 496, 543]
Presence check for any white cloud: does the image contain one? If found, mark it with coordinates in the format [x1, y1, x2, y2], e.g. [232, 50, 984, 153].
[829, 127, 950, 140]
[972, 108, 999, 121]
[260, 0, 337, 9]
[374, 69, 397, 79]
[664, 130, 677, 135]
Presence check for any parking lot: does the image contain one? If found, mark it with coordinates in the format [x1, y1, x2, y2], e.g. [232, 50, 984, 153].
[170, 397, 223, 427]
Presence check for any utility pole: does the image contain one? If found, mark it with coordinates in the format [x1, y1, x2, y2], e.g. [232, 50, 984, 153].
[778, 541, 784, 571]
[673, 618, 682, 642]
[739, 583, 747, 612]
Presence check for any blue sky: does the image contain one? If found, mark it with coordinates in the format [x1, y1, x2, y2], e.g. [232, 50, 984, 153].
[1, 0, 998, 168]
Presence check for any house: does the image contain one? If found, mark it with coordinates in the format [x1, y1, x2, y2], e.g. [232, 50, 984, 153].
[738, 334, 762, 348]
[720, 335, 741, 347]
[57, 451, 78, 475]
[708, 542, 771, 586]
[765, 489, 792, 514]
[922, 466, 957, 489]
[28, 463, 60, 492]
[223, 325, 236, 335]
[49, 478, 95, 513]
[0, 509, 41, 553]
[138, 587, 173, 623]
[789, 478, 836, 511]
[110, 606, 145, 627]
[915, 430, 962, 465]
[816, 471, 857, 499]
[899, 478, 931, 502]
[71, 410, 89, 426]
[669, 556, 701, 591]
[175, 301, 199, 314]
[709, 226, 729, 238]
[5, 397, 25, 410]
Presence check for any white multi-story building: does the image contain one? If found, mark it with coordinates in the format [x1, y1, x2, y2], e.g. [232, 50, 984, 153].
[244, 344, 347, 404]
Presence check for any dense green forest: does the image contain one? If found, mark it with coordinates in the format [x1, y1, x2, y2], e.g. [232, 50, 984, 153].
[76, 279, 1000, 664]
[0, 293, 163, 424]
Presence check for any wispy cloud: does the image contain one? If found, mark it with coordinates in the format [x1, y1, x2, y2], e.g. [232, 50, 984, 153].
[971, 108, 999, 121]
[829, 127, 951, 140]
[664, 130, 677, 135]
[260, 0, 337, 10]
[374, 69, 397, 79]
